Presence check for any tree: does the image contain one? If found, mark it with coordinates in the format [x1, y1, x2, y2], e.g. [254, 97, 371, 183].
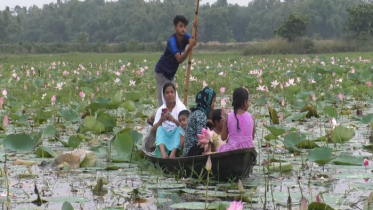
[75, 32, 89, 47]
[346, 3, 373, 38]
[274, 13, 310, 41]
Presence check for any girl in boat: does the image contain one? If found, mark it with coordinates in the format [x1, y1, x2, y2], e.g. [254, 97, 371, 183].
[208, 108, 227, 153]
[153, 83, 187, 158]
[219, 87, 255, 152]
[184, 87, 216, 157]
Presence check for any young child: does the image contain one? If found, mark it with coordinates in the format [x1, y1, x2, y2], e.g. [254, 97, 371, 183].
[219, 88, 255, 152]
[210, 109, 227, 152]
[177, 110, 190, 152]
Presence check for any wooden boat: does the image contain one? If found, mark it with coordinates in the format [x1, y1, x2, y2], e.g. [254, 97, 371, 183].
[142, 130, 257, 181]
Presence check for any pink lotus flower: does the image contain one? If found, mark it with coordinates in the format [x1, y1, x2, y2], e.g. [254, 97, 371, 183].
[226, 200, 243, 210]
[91, 92, 94, 99]
[281, 99, 285, 106]
[2, 89, 7, 98]
[76, 86, 79, 91]
[262, 119, 266, 125]
[364, 158, 369, 168]
[0, 97, 3, 109]
[197, 128, 212, 148]
[220, 87, 226, 94]
[280, 83, 283, 89]
[221, 98, 226, 107]
[312, 93, 316, 101]
[238, 179, 244, 193]
[80, 91, 86, 100]
[96, 86, 99, 92]
[3, 115, 8, 127]
[351, 68, 355, 73]
[338, 93, 343, 100]
[51, 95, 56, 105]
[203, 80, 208, 88]
[367, 81, 371, 88]
[280, 113, 284, 121]
[300, 197, 307, 210]
[205, 155, 212, 171]
[316, 195, 323, 203]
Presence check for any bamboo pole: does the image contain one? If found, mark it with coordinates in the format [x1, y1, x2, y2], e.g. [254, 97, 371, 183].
[183, 0, 200, 106]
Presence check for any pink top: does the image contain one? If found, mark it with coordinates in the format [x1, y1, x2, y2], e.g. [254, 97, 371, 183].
[218, 112, 254, 152]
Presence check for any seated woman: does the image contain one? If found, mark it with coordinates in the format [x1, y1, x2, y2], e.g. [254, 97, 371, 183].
[153, 83, 186, 158]
[183, 87, 216, 157]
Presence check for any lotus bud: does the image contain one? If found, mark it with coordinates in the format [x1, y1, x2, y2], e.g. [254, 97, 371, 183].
[316, 195, 323, 203]
[364, 158, 369, 167]
[312, 93, 316, 101]
[238, 179, 244, 193]
[300, 197, 307, 210]
[205, 156, 212, 171]
[0, 97, 3, 109]
[3, 115, 8, 127]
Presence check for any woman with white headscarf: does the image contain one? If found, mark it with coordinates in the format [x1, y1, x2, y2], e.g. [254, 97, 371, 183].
[152, 82, 187, 158]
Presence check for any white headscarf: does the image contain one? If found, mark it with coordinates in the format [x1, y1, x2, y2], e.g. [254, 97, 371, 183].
[154, 88, 186, 132]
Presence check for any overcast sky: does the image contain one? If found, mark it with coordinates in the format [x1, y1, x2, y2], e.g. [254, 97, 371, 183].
[1, 0, 250, 10]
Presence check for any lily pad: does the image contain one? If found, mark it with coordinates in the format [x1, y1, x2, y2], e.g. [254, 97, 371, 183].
[297, 140, 319, 149]
[123, 101, 136, 112]
[331, 125, 355, 145]
[359, 114, 373, 124]
[284, 132, 301, 152]
[43, 125, 57, 137]
[68, 136, 81, 149]
[84, 116, 105, 133]
[333, 154, 364, 165]
[264, 125, 289, 137]
[35, 146, 57, 158]
[307, 147, 333, 166]
[4, 133, 34, 152]
[308, 202, 334, 210]
[268, 106, 279, 124]
[97, 112, 117, 132]
[325, 106, 338, 119]
[59, 109, 79, 122]
[268, 162, 293, 172]
[80, 151, 97, 167]
[62, 201, 74, 210]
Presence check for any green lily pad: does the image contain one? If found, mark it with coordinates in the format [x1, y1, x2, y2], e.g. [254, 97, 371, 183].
[331, 125, 355, 145]
[123, 101, 136, 112]
[97, 112, 116, 132]
[169, 202, 206, 209]
[43, 125, 57, 137]
[268, 106, 279, 124]
[62, 201, 74, 210]
[297, 140, 319, 149]
[307, 147, 333, 166]
[124, 91, 141, 102]
[325, 106, 338, 119]
[35, 146, 57, 158]
[308, 202, 334, 210]
[333, 154, 364, 165]
[284, 132, 301, 152]
[4, 134, 34, 152]
[80, 151, 97, 167]
[84, 116, 105, 133]
[264, 125, 289, 137]
[68, 136, 81, 149]
[268, 162, 293, 172]
[359, 114, 373, 124]
[59, 109, 79, 122]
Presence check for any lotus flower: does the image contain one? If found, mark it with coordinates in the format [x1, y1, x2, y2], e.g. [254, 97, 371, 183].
[220, 87, 225, 94]
[238, 179, 244, 193]
[2, 89, 7, 98]
[364, 158, 369, 169]
[51, 95, 56, 105]
[226, 200, 243, 210]
[367, 81, 371, 88]
[0, 97, 3, 109]
[79, 91, 85, 100]
[203, 80, 208, 88]
[300, 197, 307, 210]
[3, 115, 8, 127]
[205, 155, 212, 171]
[312, 93, 316, 101]
[316, 195, 323, 203]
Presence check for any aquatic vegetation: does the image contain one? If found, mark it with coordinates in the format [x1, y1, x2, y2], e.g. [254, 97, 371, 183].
[0, 52, 372, 209]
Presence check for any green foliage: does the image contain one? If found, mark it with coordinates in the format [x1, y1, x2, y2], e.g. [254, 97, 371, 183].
[274, 13, 310, 42]
[346, 3, 373, 39]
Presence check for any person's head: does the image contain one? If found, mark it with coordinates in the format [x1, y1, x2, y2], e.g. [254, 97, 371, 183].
[212, 109, 224, 130]
[178, 110, 190, 130]
[162, 82, 176, 105]
[173, 15, 189, 37]
[232, 87, 249, 131]
[193, 87, 216, 116]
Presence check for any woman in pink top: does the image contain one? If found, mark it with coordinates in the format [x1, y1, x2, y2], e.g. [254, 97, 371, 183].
[219, 87, 255, 152]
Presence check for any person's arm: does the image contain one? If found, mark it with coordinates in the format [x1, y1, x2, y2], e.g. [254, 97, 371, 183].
[167, 114, 180, 126]
[221, 111, 228, 141]
[252, 118, 256, 141]
[174, 39, 196, 64]
[152, 112, 166, 132]
[180, 134, 185, 149]
[169, 148, 177, 158]
[159, 144, 168, 158]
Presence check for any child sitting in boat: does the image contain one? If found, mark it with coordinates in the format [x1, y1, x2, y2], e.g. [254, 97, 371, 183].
[153, 83, 186, 158]
[219, 88, 255, 152]
[209, 109, 227, 153]
[178, 110, 190, 150]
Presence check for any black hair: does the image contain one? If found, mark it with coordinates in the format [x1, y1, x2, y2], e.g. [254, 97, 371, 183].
[212, 109, 222, 125]
[232, 88, 249, 131]
[178, 110, 190, 118]
[173, 15, 189, 27]
[163, 82, 176, 95]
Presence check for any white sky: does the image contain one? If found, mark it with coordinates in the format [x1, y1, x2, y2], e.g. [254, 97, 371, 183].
[1, 0, 250, 10]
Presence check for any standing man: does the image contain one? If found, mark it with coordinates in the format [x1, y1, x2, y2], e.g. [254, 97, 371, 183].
[148, 15, 197, 125]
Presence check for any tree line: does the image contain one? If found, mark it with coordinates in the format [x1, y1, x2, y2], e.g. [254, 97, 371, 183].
[0, 0, 372, 45]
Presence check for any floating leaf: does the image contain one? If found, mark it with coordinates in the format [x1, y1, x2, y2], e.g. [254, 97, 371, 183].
[255, 95, 266, 105]
[331, 125, 355, 145]
[264, 125, 289, 137]
[68, 136, 81, 149]
[80, 151, 97, 167]
[97, 112, 117, 132]
[325, 106, 338, 119]
[333, 155, 364, 165]
[284, 132, 301, 152]
[127, 130, 143, 144]
[84, 116, 105, 133]
[124, 91, 141, 102]
[169, 202, 206, 209]
[35, 146, 57, 158]
[359, 114, 373, 124]
[297, 140, 319, 149]
[268, 106, 279, 124]
[59, 109, 79, 122]
[123, 101, 136, 112]
[62, 201, 74, 210]
[308, 202, 334, 210]
[300, 104, 318, 118]
[307, 147, 333, 166]
[4, 134, 34, 152]
[268, 162, 293, 172]
[43, 125, 57, 137]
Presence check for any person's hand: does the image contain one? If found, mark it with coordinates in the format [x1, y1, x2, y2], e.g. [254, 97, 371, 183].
[169, 153, 176, 158]
[161, 153, 168, 158]
[189, 38, 197, 48]
[166, 113, 175, 123]
[160, 113, 167, 123]
[221, 109, 227, 122]
[193, 21, 198, 29]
